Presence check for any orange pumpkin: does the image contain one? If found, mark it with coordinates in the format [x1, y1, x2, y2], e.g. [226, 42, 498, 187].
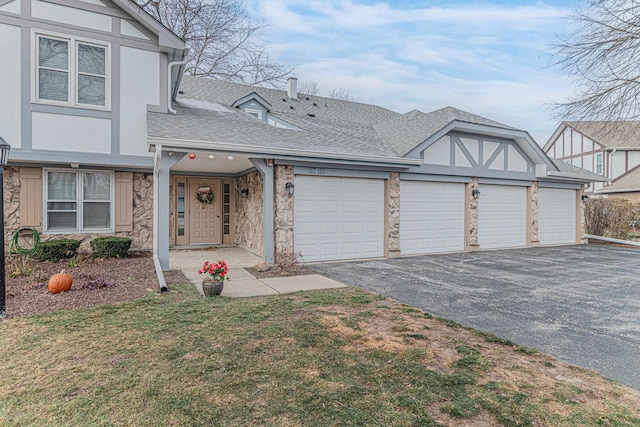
[48, 270, 73, 293]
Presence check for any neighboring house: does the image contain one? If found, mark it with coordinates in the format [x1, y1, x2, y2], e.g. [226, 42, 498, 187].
[544, 121, 640, 200]
[1, 0, 604, 280]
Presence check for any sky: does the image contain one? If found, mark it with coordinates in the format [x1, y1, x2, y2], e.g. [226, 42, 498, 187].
[245, 0, 580, 146]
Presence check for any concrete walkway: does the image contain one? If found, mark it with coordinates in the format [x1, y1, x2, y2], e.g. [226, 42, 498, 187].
[169, 247, 346, 297]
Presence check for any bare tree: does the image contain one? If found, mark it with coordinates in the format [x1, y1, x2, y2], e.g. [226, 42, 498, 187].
[297, 80, 320, 96]
[137, 0, 294, 87]
[551, 0, 640, 121]
[327, 88, 360, 102]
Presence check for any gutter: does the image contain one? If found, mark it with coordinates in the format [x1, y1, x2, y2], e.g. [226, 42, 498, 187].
[152, 144, 168, 292]
[148, 137, 423, 167]
[546, 171, 608, 182]
[168, 59, 188, 114]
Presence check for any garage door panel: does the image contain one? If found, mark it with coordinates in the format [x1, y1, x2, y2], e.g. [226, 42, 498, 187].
[538, 188, 576, 245]
[400, 181, 465, 255]
[294, 176, 384, 262]
[478, 185, 527, 249]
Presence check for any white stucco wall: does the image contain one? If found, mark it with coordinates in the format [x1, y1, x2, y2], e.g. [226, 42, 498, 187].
[628, 152, 640, 171]
[31, 0, 111, 32]
[119, 46, 160, 157]
[0, 23, 22, 149]
[32, 112, 111, 153]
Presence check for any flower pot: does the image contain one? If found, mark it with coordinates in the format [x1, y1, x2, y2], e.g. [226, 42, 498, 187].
[202, 277, 224, 296]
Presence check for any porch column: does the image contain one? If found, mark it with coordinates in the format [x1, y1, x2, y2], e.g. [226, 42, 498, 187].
[274, 165, 294, 264]
[153, 146, 171, 271]
[251, 158, 275, 263]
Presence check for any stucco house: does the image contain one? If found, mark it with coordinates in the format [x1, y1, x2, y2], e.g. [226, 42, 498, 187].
[1, 0, 603, 288]
[544, 121, 640, 200]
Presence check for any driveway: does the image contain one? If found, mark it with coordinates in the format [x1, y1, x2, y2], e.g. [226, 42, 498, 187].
[312, 245, 640, 390]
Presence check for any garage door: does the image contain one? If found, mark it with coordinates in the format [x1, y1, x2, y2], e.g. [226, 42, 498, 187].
[294, 176, 384, 262]
[538, 188, 576, 245]
[400, 181, 465, 254]
[478, 185, 527, 249]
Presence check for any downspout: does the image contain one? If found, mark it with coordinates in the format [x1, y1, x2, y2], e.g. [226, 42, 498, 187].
[153, 144, 168, 292]
[168, 59, 188, 114]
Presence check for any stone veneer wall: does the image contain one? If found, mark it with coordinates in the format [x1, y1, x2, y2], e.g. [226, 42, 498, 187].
[578, 185, 587, 243]
[529, 182, 539, 245]
[234, 170, 264, 256]
[2, 167, 154, 253]
[468, 177, 479, 249]
[273, 165, 294, 264]
[4, 167, 20, 251]
[387, 172, 400, 257]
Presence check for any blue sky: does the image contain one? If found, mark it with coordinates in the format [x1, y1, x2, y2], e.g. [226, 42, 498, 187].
[245, 0, 579, 146]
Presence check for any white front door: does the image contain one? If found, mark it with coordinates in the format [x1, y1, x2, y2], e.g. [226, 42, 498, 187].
[294, 176, 384, 262]
[538, 188, 576, 245]
[478, 184, 527, 249]
[400, 181, 465, 254]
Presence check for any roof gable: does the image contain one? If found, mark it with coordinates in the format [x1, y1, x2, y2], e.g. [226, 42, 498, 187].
[232, 92, 272, 111]
[564, 121, 640, 149]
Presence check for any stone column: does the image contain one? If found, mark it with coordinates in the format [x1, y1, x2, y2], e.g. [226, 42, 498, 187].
[387, 172, 400, 257]
[578, 185, 587, 243]
[273, 165, 294, 264]
[528, 182, 540, 246]
[467, 177, 480, 250]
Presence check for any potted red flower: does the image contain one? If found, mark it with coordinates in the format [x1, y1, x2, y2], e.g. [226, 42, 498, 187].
[198, 260, 229, 296]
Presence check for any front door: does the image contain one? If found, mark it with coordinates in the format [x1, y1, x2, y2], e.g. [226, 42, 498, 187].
[189, 178, 222, 245]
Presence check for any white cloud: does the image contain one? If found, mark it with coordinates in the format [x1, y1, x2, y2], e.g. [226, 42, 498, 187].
[247, 0, 574, 145]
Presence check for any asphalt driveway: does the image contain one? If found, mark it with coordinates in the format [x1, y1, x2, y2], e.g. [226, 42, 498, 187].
[312, 244, 640, 390]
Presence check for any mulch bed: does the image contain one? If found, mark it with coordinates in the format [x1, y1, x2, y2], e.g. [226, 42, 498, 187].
[4, 251, 187, 319]
[587, 238, 640, 249]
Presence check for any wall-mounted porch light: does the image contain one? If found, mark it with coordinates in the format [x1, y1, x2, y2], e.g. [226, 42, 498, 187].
[581, 194, 589, 202]
[285, 182, 294, 195]
[240, 189, 249, 198]
[472, 189, 480, 200]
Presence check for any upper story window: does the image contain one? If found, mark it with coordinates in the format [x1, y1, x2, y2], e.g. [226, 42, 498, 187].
[245, 108, 263, 120]
[596, 153, 603, 174]
[35, 33, 110, 109]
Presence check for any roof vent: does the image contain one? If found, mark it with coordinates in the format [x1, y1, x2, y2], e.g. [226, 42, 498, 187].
[307, 113, 315, 117]
[178, 90, 184, 94]
[289, 105, 294, 110]
[313, 102, 318, 107]
[287, 77, 298, 99]
[305, 96, 310, 101]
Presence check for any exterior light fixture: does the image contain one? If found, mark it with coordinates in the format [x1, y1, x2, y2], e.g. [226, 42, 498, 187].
[472, 189, 480, 200]
[208, 154, 215, 161]
[227, 155, 234, 161]
[240, 189, 249, 198]
[0, 136, 11, 319]
[188, 152, 196, 159]
[581, 194, 589, 202]
[285, 182, 294, 195]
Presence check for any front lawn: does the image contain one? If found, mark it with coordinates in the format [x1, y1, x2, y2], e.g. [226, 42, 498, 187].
[1, 284, 639, 426]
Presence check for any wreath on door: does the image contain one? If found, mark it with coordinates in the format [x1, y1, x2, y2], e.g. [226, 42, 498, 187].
[196, 185, 214, 204]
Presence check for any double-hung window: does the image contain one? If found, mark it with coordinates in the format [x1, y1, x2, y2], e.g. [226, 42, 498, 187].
[36, 33, 109, 108]
[596, 153, 603, 174]
[46, 170, 113, 232]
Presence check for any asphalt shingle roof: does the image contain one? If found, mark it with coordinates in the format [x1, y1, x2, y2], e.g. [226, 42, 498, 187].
[159, 76, 524, 159]
[549, 158, 606, 181]
[598, 165, 640, 193]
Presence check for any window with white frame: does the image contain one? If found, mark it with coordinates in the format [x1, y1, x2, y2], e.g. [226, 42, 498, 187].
[36, 34, 109, 108]
[45, 170, 113, 232]
[596, 153, 603, 174]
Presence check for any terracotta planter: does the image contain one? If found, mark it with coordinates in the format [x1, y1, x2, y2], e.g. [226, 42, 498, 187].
[202, 277, 224, 296]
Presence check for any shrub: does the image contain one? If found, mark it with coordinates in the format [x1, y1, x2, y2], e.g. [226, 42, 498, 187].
[90, 237, 132, 259]
[584, 198, 640, 239]
[37, 239, 81, 262]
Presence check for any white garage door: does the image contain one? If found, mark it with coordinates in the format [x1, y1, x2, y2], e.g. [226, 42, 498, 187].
[294, 176, 384, 262]
[538, 188, 576, 245]
[478, 185, 527, 249]
[400, 181, 465, 255]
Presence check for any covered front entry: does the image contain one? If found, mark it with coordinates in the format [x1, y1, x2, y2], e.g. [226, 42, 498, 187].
[174, 177, 223, 246]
